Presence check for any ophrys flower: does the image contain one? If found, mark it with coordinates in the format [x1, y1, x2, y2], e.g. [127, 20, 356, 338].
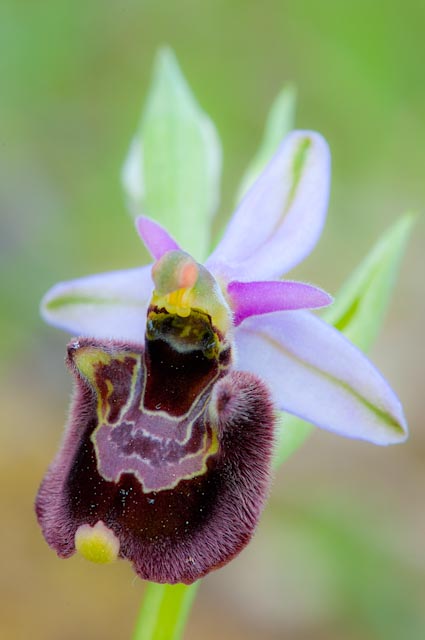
[36, 131, 407, 584]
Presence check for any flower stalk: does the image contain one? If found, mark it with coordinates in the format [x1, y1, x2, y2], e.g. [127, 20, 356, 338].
[132, 583, 198, 640]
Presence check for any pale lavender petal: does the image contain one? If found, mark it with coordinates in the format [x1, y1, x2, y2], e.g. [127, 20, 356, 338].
[206, 131, 330, 281]
[235, 311, 407, 445]
[136, 216, 181, 259]
[41, 266, 153, 342]
[227, 280, 332, 325]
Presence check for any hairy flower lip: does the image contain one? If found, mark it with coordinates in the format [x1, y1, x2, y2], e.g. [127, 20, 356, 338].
[36, 336, 276, 584]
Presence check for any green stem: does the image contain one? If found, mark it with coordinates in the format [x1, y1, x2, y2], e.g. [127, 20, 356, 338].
[132, 582, 199, 640]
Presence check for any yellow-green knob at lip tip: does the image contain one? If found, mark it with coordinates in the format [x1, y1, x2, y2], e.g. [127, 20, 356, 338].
[75, 521, 120, 564]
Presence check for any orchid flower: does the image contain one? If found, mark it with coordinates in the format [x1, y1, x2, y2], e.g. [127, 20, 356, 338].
[36, 130, 407, 585]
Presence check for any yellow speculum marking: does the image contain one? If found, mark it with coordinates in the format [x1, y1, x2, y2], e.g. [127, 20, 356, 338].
[74, 347, 112, 380]
[73, 346, 140, 425]
[75, 521, 120, 564]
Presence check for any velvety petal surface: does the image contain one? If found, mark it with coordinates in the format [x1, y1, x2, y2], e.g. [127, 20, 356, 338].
[136, 216, 181, 260]
[227, 280, 332, 325]
[41, 266, 153, 342]
[36, 338, 275, 584]
[235, 310, 407, 444]
[206, 130, 330, 280]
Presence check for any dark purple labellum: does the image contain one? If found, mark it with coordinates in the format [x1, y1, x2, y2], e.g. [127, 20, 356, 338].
[36, 307, 275, 584]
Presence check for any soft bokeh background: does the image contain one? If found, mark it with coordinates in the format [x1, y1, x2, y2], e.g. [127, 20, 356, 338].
[1, 1, 424, 638]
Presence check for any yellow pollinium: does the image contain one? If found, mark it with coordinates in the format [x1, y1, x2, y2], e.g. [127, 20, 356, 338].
[75, 521, 120, 564]
[153, 286, 194, 318]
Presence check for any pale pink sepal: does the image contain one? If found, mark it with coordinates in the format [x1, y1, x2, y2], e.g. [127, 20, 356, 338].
[207, 130, 330, 281]
[41, 266, 153, 342]
[235, 310, 408, 445]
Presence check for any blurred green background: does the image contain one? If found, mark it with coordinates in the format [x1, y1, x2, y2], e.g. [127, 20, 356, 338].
[1, 1, 424, 639]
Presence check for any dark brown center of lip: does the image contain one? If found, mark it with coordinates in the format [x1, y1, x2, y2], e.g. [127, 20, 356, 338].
[143, 307, 230, 416]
